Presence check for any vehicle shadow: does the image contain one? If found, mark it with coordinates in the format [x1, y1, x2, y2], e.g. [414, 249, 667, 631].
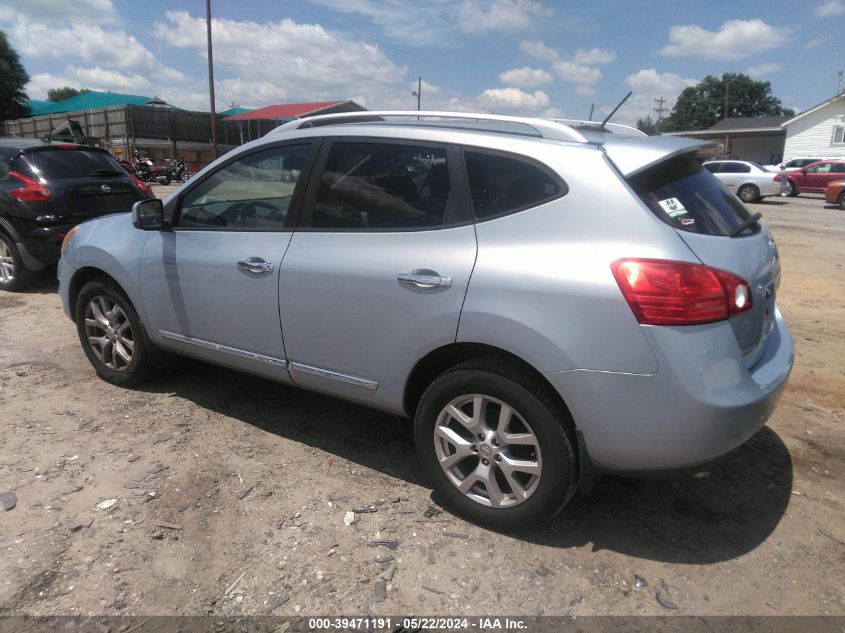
[139, 359, 793, 565]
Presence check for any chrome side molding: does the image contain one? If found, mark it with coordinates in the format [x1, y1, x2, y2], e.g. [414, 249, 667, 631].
[289, 362, 378, 390]
[159, 330, 288, 367]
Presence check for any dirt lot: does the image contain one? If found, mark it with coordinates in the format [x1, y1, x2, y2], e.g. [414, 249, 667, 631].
[1, 191, 843, 618]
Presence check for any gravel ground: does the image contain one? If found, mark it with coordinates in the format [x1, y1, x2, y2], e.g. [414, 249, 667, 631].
[0, 193, 843, 617]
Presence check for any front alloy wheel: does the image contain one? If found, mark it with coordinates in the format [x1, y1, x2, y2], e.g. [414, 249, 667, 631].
[434, 394, 542, 508]
[84, 295, 135, 371]
[0, 238, 16, 285]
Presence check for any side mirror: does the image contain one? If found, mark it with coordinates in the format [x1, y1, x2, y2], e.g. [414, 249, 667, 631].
[132, 199, 165, 230]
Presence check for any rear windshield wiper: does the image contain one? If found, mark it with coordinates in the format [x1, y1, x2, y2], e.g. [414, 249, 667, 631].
[90, 169, 123, 177]
[729, 212, 762, 237]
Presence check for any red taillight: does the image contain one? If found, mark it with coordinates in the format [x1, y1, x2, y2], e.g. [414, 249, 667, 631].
[773, 174, 782, 182]
[8, 170, 52, 202]
[130, 174, 153, 197]
[611, 258, 752, 326]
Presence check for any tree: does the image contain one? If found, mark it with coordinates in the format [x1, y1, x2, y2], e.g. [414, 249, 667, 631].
[665, 73, 795, 132]
[47, 86, 88, 102]
[636, 116, 660, 135]
[0, 30, 29, 122]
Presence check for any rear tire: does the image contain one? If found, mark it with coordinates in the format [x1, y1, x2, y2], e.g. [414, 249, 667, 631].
[75, 279, 153, 386]
[787, 180, 798, 196]
[838, 192, 845, 211]
[0, 232, 31, 292]
[414, 357, 578, 530]
[737, 184, 760, 203]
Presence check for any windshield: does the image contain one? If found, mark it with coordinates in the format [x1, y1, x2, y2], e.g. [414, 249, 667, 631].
[628, 153, 755, 236]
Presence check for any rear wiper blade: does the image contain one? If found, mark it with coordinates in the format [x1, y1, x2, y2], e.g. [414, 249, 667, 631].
[729, 212, 762, 237]
[90, 169, 123, 177]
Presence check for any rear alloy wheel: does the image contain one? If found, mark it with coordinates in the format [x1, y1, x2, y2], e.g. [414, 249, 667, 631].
[75, 280, 153, 386]
[737, 183, 760, 203]
[415, 360, 577, 529]
[0, 232, 31, 291]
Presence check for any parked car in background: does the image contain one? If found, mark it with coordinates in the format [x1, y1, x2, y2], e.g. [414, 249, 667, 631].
[56, 111, 793, 528]
[825, 179, 845, 210]
[1, 139, 149, 290]
[775, 160, 845, 196]
[703, 160, 779, 202]
[763, 157, 838, 172]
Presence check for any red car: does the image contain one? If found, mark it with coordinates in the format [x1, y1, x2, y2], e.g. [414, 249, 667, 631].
[775, 160, 845, 196]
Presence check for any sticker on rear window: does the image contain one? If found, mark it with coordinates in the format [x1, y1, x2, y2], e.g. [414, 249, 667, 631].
[658, 197, 688, 218]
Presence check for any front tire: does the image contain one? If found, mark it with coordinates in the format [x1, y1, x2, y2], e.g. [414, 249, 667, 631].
[75, 279, 153, 386]
[787, 180, 798, 196]
[838, 192, 845, 211]
[737, 184, 760, 203]
[0, 232, 31, 291]
[414, 358, 578, 529]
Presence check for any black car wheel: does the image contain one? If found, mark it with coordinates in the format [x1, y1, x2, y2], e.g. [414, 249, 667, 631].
[737, 184, 760, 203]
[0, 232, 31, 291]
[839, 192, 845, 211]
[414, 357, 578, 530]
[788, 180, 798, 196]
[75, 279, 153, 386]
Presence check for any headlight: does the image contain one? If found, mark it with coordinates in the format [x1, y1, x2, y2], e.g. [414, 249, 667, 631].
[61, 225, 80, 258]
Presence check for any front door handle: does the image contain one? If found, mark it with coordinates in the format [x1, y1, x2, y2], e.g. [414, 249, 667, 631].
[397, 272, 452, 288]
[237, 257, 274, 274]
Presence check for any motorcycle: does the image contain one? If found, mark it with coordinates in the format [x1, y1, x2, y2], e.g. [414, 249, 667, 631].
[165, 157, 194, 184]
[131, 151, 172, 185]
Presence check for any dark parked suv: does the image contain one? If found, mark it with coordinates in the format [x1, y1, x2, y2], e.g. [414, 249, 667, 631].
[0, 138, 147, 290]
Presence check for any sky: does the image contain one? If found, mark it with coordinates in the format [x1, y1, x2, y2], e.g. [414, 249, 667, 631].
[0, 0, 843, 125]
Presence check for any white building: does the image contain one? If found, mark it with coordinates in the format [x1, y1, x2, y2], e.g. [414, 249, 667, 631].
[782, 94, 845, 161]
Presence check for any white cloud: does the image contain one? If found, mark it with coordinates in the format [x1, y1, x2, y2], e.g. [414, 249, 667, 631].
[519, 39, 561, 61]
[552, 60, 602, 85]
[747, 62, 783, 78]
[575, 86, 597, 97]
[619, 68, 698, 125]
[476, 87, 550, 113]
[805, 35, 830, 49]
[0, 0, 118, 25]
[153, 11, 408, 109]
[457, 0, 553, 33]
[499, 66, 553, 88]
[658, 19, 791, 60]
[816, 0, 845, 16]
[572, 48, 616, 65]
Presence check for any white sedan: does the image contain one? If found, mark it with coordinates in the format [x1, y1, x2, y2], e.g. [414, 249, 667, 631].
[703, 160, 780, 203]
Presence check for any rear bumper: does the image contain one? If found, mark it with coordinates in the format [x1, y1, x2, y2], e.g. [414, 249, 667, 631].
[545, 305, 793, 473]
[17, 225, 75, 270]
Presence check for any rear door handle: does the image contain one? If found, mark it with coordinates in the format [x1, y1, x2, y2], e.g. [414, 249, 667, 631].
[237, 257, 274, 274]
[397, 272, 451, 288]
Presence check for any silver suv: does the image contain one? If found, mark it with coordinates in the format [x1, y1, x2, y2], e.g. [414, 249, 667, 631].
[58, 111, 794, 529]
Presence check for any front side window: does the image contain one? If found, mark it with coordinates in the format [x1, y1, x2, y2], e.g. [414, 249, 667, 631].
[309, 142, 453, 230]
[464, 151, 563, 220]
[178, 145, 308, 229]
[808, 163, 832, 173]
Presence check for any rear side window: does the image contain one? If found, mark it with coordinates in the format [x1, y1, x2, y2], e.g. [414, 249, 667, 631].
[310, 142, 454, 230]
[703, 163, 720, 173]
[464, 151, 563, 220]
[628, 154, 755, 236]
[719, 162, 751, 173]
[13, 148, 121, 179]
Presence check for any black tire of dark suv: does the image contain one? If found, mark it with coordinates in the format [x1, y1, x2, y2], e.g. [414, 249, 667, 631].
[0, 231, 30, 291]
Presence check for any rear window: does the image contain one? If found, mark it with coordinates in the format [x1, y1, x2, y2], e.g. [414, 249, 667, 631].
[13, 148, 121, 180]
[628, 153, 755, 236]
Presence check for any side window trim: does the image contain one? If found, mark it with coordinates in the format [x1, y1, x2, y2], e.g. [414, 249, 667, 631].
[296, 137, 474, 232]
[166, 139, 320, 232]
[460, 145, 568, 222]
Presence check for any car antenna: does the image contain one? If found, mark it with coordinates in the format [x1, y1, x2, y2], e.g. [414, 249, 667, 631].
[601, 91, 633, 130]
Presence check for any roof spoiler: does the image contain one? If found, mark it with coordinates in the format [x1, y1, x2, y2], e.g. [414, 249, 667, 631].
[601, 135, 721, 178]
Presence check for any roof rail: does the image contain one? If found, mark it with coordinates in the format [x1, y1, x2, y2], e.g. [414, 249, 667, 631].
[548, 118, 647, 138]
[268, 110, 589, 143]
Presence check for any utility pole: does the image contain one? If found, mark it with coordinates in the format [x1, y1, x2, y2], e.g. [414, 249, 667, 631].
[724, 79, 730, 119]
[653, 96, 666, 127]
[411, 77, 421, 110]
[588, 103, 594, 121]
[206, 0, 218, 159]
[838, 70, 843, 96]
